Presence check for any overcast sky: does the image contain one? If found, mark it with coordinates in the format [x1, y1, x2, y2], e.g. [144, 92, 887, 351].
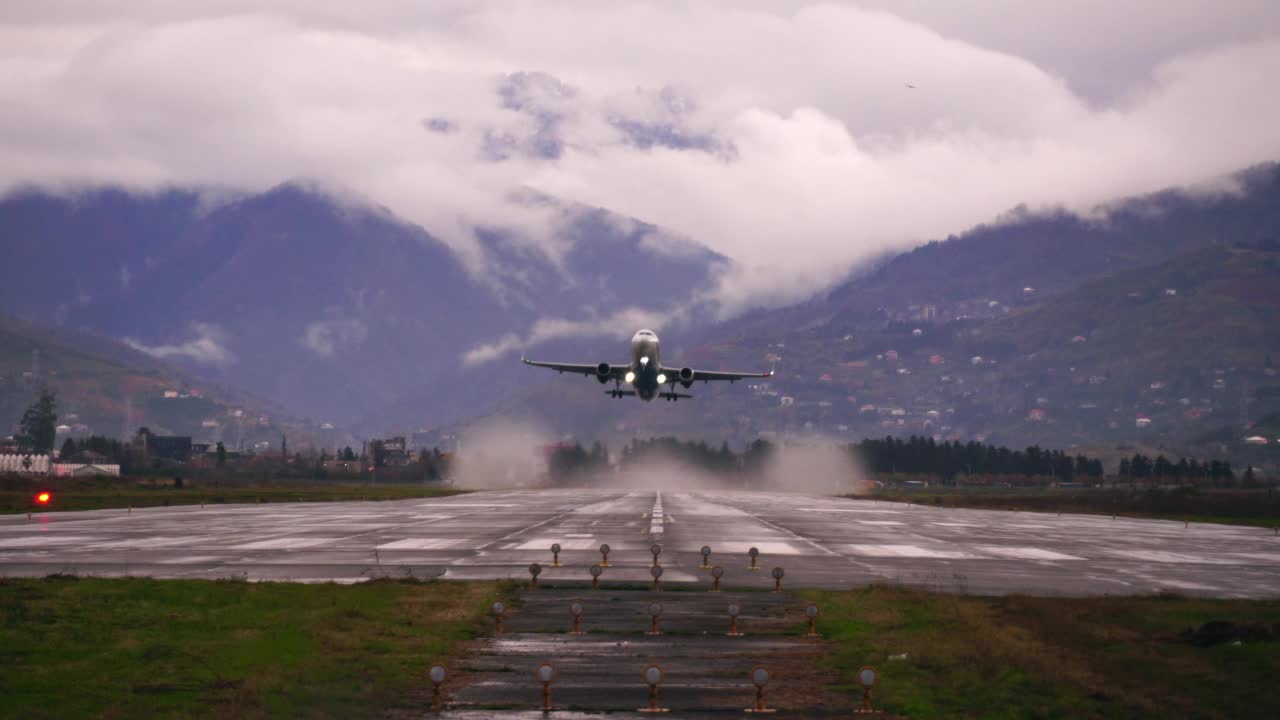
[3, 1, 1279, 319]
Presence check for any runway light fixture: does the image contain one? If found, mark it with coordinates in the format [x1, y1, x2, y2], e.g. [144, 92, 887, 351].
[589, 563, 603, 589]
[570, 601, 584, 635]
[646, 601, 663, 635]
[639, 664, 667, 713]
[34, 491, 52, 506]
[771, 567, 785, 592]
[600, 543, 612, 567]
[805, 603, 820, 637]
[650, 543, 662, 567]
[491, 601, 506, 634]
[535, 662, 557, 712]
[857, 666, 879, 713]
[727, 602, 743, 637]
[650, 564, 664, 591]
[528, 562, 542, 589]
[746, 667, 774, 713]
[550, 543, 562, 567]
[700, 545, 712, 568]
[748, 547, 760, 571]
[711, 565, 724, 592]
[427, 664, 447, 713]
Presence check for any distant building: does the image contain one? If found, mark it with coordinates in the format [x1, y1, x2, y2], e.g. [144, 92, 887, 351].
[136, 429, 192, 462]
[53, 463, 121, 477]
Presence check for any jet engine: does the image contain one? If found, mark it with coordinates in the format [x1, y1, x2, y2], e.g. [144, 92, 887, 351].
[678, 366, 695, 388]
[595, 362, 612, 384]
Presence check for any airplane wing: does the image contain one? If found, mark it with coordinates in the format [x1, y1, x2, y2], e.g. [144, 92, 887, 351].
[522, 357, 629, 378]
[666, 367, 774, 383]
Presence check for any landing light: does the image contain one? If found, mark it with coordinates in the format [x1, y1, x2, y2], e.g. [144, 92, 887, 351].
[656, 373, 667, 384]
[625, 371, 636, 384]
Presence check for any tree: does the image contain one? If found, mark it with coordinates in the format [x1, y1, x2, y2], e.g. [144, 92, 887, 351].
[215, 441, 227, 467]
[340, 446, 356, 462]
[60, 437, 76, 461]
[19, 387, 57, 453]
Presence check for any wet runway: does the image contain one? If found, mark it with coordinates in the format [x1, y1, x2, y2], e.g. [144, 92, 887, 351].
[2, 489, 1277, 597]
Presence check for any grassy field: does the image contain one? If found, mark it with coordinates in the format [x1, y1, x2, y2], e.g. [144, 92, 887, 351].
[802, 586, 1280, 720]
[861, 487, 1280, 529]
[0, 480, 467, 514]
[0, 577, 506, 720]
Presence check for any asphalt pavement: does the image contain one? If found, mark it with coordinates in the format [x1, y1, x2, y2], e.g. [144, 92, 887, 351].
[1, 489, 1277, 597]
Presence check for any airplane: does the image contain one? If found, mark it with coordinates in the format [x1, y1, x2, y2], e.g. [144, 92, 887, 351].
[522, 329, 773, 401]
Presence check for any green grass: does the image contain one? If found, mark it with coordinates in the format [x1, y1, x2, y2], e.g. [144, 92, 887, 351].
[0, 577, 507, 720]
[801, 586, 1280, 720]
[0, 483, 467, 514]
[862, 487, 1280, 530]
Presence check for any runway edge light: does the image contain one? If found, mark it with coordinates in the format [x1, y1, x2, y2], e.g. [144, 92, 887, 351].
[35, 491, 52, 506]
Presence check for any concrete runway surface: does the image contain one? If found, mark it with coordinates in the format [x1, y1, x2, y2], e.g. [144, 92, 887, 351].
[2, 489, 1277, 597]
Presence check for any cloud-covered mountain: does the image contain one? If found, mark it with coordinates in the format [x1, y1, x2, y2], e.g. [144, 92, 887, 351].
[0, 184, 726, 429]
[442, 164, 1280, 470]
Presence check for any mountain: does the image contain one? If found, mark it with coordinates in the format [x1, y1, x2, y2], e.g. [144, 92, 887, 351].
[0, 310, 309, 448]
[0, 184, 726, 430]
[442, 165, 1280, 471]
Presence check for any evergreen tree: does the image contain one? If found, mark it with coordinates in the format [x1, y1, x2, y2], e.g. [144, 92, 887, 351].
[215, 441, 227, 467]
[60, 437, 76, 461]
[19, 387, 57, 453]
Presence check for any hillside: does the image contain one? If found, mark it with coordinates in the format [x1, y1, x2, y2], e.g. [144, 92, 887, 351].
[0, 185, 726, 429]
[444, 166, 1280, 472]
[0, 311, 316, 449]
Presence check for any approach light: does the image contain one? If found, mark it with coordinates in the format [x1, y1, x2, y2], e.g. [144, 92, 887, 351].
[747, 667, 773, 713]
[857, 666, 879, 713]
[656, 373, 667, 384]
[639, 664, 667, 713]
[35, 491, 52, 506]
[625, 371, 636, 384]
[646, 601, 663, 635]
[427, 664, 447, 713]
[535, 662, 557, 712]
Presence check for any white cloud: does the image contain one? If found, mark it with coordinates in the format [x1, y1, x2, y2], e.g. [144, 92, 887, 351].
[300, 318, 368, 358]
[124, 322, 235, 366]
[3, 2, 1280, 319]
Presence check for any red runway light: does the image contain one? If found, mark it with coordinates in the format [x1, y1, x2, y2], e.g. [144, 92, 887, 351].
[35, 491, 52, 505]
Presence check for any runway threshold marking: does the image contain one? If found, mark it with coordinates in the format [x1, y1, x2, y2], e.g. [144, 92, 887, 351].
[471, 494, 628, 553]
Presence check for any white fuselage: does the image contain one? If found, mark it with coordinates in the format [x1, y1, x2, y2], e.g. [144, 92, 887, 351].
[629, 329, 663, 401]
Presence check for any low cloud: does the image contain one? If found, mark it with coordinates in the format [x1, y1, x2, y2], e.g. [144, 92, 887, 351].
[125, 322, 235, 366]
[3, 3, 1279, 316]
[301, 318, 368, 358]
[462, 306, 666, 366]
